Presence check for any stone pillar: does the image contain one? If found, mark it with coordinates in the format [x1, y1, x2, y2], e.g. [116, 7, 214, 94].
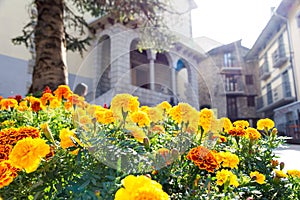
[147, 50, 157, 90]
[171, 66, 177, 96]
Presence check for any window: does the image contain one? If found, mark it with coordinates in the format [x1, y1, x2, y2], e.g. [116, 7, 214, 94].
[227, 97, 237, 119]
[225, 75, 237, 91]
[247, 96, 255, 107]
[245, 75, 254, 85]
[224, 52, 233, 67]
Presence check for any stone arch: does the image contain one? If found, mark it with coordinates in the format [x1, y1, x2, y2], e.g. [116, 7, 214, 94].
[175, 58, 193, 101]
[154, 52, 172, 94]
[130, 39, 150, 89]
[96, 34, 111, 98]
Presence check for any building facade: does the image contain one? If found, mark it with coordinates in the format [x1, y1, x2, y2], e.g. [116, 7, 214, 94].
[246, 0, 300, 138]
[198, 40, 260, 124]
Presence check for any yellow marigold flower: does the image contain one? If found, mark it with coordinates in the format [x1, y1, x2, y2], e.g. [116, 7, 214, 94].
[246, 127, 261, 140]
[198, 108, 215, 132]
[130, 111, 150, 127]
[114, 175, 169, 200]
[17, 101, 29, 111]
[250, 171, 265, 184]
[287, 169, 300, 178]
[156, 101, 172, 113]
[274, 170, 288, 178]
[233, 120, 249, 128]
[147, 107, 164, 123]
[1, 120, 15, 128]
[0, 99, 18, 110]
[257, 118, 275, 131]
[9, 137, 50, 173]
[169, 103, 198, 125]
[95, 108, 115, 124]
[49, 97, 61, 109]
[53, 85, 72, 100]
[216, 169, 239, 187]
[59, 128, 82, 149]
[218, 151, 239, 169]
[220, 117, 232, 133]
[0, 144, 13, 162]
[79, 115, 93, 125]
[0, 160, 19, 189]
[140, 106, 149, 113]
[111, 94, 139, 113]
[126, 125, 147, 143]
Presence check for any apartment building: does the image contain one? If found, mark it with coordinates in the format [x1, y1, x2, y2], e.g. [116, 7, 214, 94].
[198, 40, 260, 124]
[246, 0, 300, 139]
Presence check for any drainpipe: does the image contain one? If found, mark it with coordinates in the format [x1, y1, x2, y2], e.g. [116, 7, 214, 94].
[273, 11, 298, 101]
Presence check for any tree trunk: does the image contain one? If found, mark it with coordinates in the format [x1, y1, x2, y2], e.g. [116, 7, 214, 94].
[29, 0, 68, 94]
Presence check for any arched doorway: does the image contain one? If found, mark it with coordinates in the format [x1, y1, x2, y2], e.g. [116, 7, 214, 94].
[96, 35, 111, 98]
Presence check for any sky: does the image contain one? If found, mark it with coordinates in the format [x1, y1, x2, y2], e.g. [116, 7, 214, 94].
[191, 0, 282, 48]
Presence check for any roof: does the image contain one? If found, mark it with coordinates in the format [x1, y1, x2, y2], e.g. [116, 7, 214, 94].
[246, 0, 295, 59]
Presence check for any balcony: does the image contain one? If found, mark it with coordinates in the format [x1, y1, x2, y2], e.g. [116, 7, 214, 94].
[256, 82, 295, 112]
[220, 66, 242, 74]
[272, 49, 288, 68]
[259, 62, 270, 80]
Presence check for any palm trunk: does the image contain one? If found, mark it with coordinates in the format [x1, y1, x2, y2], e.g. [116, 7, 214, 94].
[29, 0, 68, 94]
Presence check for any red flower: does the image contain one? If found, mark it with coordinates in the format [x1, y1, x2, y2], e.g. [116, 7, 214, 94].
[43, 86, 52, 94]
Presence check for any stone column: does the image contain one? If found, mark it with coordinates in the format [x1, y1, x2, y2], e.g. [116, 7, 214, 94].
[147, 50, 157, 90]
[171, 66, 177, 96]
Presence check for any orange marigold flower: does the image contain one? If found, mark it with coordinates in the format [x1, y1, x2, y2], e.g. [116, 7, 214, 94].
[246, 127, 261, 140]
[0, 99, 18, 110]
[0, 144, 13, 162]
[250, 171, 265, 184]
[9, 137, 50, 173]
[271, 159, 279, 168]
[130, 111, 150, 127]
[40, 92, 55, 106]
[257, 118, 275, 131]
[43, 86, 52, 94]
[53, 85, 72, 100]
[0, 127, 39, 146]
[0, 160, 19, 189]
[187, 146, 219, 173]
[228, 127, 246, 137]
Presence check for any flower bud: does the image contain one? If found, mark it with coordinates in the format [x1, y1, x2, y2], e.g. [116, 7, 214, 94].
[143, 137, 150, 149]
[280, 162, 285, 170]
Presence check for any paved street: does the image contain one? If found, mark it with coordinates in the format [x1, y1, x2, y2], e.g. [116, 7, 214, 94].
[273, 143, 300, 170]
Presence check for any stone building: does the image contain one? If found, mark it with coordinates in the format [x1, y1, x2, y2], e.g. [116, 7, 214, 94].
[198, 40, 260, 125]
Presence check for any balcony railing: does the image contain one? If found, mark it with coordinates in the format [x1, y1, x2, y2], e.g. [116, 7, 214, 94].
[259, 62, 270, 80]
[220, 66, 242, 74]
[272, 49, 288, 68]
[256, 82, 295, 111]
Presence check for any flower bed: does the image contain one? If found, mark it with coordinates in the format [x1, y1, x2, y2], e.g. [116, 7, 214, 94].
[0, 85, 299, 199]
